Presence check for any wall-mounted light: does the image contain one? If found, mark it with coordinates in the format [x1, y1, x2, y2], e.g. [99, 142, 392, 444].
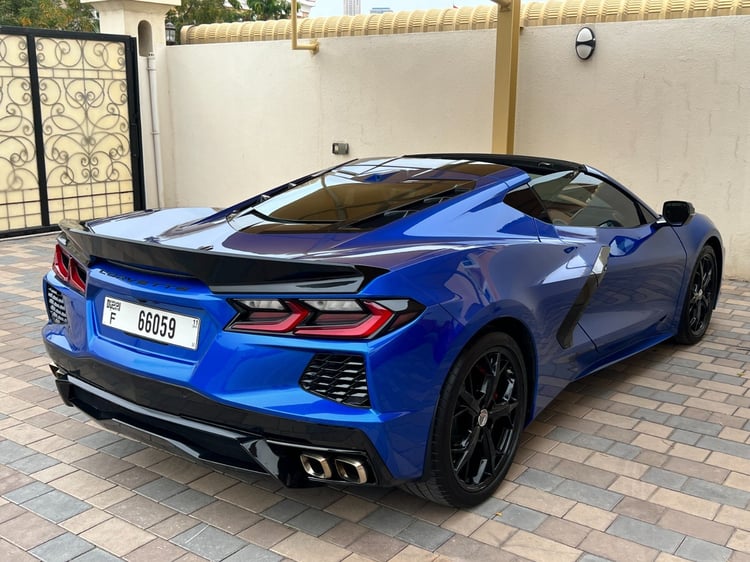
[575, 27, 596, 61]
[332, 142, 349, 155]
[165, 22, 176, 46]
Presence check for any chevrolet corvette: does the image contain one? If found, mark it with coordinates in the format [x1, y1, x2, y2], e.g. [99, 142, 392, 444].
[42, 154, 722, 506]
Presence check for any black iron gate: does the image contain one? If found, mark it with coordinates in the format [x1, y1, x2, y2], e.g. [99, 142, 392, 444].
[0, 27, 144, 237]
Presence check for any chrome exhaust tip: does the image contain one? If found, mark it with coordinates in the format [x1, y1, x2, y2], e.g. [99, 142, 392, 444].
[335, 457, 368, 484]
[299, 453, 332, 479]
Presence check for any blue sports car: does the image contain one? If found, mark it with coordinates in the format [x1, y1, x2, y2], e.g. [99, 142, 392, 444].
[43, 154, 722, 506]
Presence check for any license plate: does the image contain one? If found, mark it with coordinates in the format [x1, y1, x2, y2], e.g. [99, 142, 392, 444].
[102, 296, 200, 350]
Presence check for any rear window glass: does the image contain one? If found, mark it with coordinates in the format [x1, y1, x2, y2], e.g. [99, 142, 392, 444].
[253, 172, 475, 223]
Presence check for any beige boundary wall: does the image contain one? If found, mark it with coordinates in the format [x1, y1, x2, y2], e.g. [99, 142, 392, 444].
[162, 16, 750, 279]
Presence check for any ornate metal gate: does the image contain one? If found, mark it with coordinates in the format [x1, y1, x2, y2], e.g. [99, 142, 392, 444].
[0, 27, 144, 237]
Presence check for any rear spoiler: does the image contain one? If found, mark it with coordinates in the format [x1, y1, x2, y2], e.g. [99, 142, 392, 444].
[58, 220, 386, 294]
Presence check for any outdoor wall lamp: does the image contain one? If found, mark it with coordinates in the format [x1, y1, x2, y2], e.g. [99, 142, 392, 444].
[165, 22, 176, 46]
[332, 142, 349, 155]
[575, 27, 596, 60]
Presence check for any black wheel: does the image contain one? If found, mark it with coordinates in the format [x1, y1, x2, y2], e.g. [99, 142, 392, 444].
[676, 245, 718, 344]
[405, 333, 527, 507]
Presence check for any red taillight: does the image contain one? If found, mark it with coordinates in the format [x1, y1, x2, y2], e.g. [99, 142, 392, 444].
[52, 244, 70, 281]
[227, 298, 423, 339]
[294, 301, 392, 337]
[53, 244, 87, 293]
[230, 300, 309, 333]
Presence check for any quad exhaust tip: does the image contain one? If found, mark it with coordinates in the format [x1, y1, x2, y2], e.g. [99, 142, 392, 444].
[334, 457, 367, 483]
[299, 453, 368, 484]
[299, 453, 332, 479]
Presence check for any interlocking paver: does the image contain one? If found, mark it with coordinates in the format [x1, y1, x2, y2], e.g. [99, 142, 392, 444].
[613, 497, 665, 524]
[287, 507, 341, 536]
[0, 537, 36, 562]
[504, 530, 582, 562]
[659, 509, 734, 545]
[237, 518, 295, 548]
[347, 529, 408, 561]
[325, 494, 379, 522]
[99, 438, 147, 459]
[466, 495, 509, 519]
[683, 477, 750, 508]
[439, 533, 520, 561]
[191, 500, 261, 534]
[0, 439, 35, 463]
[607, 515, 684, 552]
[133, 476, 187, 502]
[3, 234, 750, 561]
[22, 489, 90, 523]
[0, 511, 65, 549]
[4, 476, 52, 501]
[77, 431, 123, 451]
[360, 506, 414, 537]
[79, 517, 155, 557]
[514, 467, 564, 491]
[555, 480, 623, 510]
[643, 467, 689, 489]
[8, 451, 60, 474]
[261, 498, 308, 523]
[493, 503, 547, 531]
[161, 488, 215, 514]
[107, 494, 177, 527]
[29, 532, 94, 562]
[121, 537, 189, 562]
[172, 524, 246, 561]
[607, 442, 642, 459]
[223, 543, 283, 562]
[321, 519, 371, 547]
[70, 547, 122, 561]
[395, 519, 453, 551]
[676, 536, 732, 562]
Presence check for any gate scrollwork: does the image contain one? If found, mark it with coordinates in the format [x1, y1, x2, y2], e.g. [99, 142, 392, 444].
[0, 34, 41, 231]
[0, 30, 141, 236]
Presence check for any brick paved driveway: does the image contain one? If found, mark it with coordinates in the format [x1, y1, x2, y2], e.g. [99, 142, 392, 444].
[1, 233, 750, 562]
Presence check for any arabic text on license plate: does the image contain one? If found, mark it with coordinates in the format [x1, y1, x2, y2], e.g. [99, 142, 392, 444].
[102, 297, 200, 350]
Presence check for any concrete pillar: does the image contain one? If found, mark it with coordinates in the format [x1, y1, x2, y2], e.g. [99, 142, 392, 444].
[83, 0, 180, 53]
[83, 0, 181, 209]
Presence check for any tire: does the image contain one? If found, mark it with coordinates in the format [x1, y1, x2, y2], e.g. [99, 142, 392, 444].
[405, 332, 528, 507]
[675, 245, 718, 345]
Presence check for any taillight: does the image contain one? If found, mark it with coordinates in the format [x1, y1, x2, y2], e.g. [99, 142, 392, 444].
[53, 244, 87, 293]
[230, 300, 309, 333]
[227, 298, 423, 339]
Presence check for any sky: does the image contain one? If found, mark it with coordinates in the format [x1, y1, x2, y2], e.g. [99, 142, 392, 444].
[309, 0, 496, 18]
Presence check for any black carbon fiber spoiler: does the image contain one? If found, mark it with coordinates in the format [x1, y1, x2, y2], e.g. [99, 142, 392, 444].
[58, 220, 387, 294]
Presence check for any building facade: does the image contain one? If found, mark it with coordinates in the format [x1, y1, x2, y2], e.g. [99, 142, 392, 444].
[344, 0, 361, 16]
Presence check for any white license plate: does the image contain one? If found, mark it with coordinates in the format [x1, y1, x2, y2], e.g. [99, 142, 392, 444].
[102, 296, 200, 350]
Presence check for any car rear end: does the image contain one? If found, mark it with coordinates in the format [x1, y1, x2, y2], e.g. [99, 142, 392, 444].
[42, 228, 450, 489]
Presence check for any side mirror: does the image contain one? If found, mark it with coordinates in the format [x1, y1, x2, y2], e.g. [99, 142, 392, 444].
[661, 201, 695, 226]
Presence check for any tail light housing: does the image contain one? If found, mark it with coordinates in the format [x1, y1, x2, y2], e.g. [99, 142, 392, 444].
[227, 298, 423, 339]
[53, 244, 87, 294]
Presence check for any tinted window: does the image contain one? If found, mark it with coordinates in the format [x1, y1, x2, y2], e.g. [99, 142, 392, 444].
[530, 172, 644, 228]
[503, 185, 549, 222]
[252, 172, 475, 223]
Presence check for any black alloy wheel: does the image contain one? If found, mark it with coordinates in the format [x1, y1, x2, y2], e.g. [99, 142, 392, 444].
[676, 245, 718, 344]
[405, 332, 527, 507]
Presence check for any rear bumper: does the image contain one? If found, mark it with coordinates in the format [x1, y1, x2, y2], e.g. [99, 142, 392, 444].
[47, 349, 400, 488]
